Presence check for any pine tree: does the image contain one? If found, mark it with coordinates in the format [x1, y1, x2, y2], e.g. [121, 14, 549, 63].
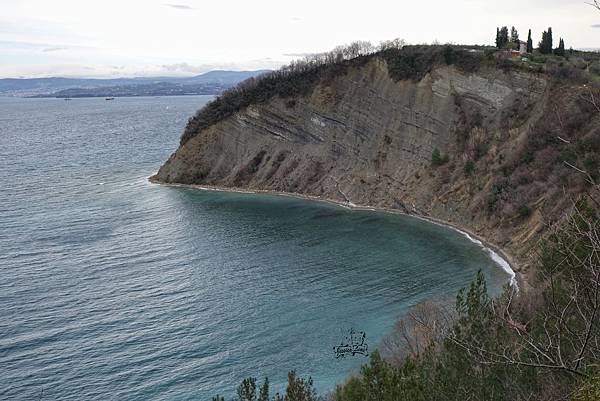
[510, 26, 519, 44]
[237, 378, 257, 401]
[527, 29, 533, 53]
[258, 378, 269, 401]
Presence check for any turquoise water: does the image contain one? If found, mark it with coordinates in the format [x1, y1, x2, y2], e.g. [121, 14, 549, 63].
[0, 96, 511, 400]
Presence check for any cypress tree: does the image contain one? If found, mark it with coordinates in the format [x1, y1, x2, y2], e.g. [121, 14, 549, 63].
[539, 30, 550, 54]
[527, 29, 533, 53]
[495, 28, 501, 48]
[510, 26, 519, 44]
[555, 38, 565, 56]
[500, 26, 509, 48]
[547, 27, 553, 53]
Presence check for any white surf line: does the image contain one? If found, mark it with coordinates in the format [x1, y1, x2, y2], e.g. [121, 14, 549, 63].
[322, 196, 519, 291]
[149, 177, 518, 290]
[410, 215, 519, 291]
[457, 230, 518, 290]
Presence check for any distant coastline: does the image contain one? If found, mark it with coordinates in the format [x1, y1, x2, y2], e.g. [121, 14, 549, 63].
[29, 84, 224, 98]
[0, 69, 270, 98]
[148, 176, 522, 291]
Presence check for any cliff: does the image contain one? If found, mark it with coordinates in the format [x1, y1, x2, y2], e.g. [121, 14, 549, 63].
[153, 52, 600, 284]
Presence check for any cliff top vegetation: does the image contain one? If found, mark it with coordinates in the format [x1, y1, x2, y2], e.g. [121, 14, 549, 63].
[180, 40, 599, 146]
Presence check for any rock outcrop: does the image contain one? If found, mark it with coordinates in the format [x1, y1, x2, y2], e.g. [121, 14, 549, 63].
[153, 56, 600, 281]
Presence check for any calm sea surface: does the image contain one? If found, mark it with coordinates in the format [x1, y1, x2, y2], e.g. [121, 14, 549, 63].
[0, 96, 511, 400]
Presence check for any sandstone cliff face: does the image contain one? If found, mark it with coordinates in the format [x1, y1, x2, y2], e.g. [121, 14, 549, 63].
[154, 58, 592, 278]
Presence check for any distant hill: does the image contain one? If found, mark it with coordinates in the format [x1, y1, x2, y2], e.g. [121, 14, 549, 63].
[175, 70, 271, 85]
[0, 70, 270, 97]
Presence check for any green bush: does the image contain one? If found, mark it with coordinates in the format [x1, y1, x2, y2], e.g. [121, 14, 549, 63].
[517, 204, 532, 218]
[487, 180, 508, 212]
[217, 372, 316, 401]
[431, 148, 449, 166]
[443, 45, 455, 65]
[464, 160, 475, 175]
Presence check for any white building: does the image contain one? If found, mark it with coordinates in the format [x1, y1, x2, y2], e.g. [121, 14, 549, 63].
[519, 41, 528, 55]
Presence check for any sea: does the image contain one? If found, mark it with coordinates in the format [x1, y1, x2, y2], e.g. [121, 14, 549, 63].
[0, 96, 512, 400]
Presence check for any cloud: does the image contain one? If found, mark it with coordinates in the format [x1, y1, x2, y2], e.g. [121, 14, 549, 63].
[164, 4, 194, 10]
[42, 46, 67, 52]
[160, 62, 207, 74]
[592, 24, 600, 28]
[282, 53, 312, 57]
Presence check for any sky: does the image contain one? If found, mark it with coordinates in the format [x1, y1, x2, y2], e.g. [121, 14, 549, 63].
[0, 0, 598, 78]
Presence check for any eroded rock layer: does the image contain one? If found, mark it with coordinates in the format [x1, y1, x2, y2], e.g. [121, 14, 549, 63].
[154, 57, 599, 281]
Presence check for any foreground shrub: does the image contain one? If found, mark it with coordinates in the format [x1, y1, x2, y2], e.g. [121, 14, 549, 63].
[335, 199, 600, 401]
[215, 371, 317, 401]
[573, 374, 600, 401]
[517, 204, 531, 218]
[213, 200, 600, 401]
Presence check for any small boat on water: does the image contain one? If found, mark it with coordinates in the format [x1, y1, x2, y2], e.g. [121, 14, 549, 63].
[105, 97, 115, 101]
[64, 98, 72, 101]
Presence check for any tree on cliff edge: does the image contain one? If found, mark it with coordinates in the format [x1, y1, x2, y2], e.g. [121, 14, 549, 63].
[555, 38, 566, 56]
[495, 26, 509, 48]
[510, 26, 519, 44]
[539, 28, 553, 54]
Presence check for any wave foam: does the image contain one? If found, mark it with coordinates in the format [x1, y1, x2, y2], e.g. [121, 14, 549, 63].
[455, 229, 518, 291]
